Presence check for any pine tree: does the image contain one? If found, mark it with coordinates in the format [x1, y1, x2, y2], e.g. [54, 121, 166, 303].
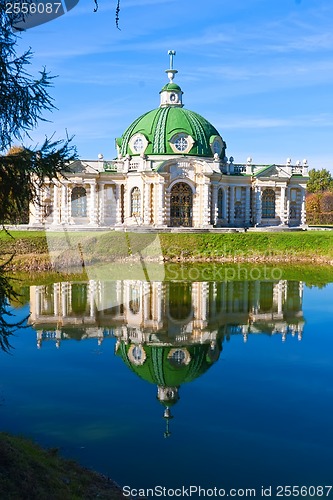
[0, 0, 77, 224]
[0, 1, 77, 349]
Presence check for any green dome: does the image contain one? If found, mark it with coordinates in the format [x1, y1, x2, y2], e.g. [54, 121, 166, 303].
[160, 83, 182, 92]
[116, 342, 221, 387]
[117, 106, 226, 159]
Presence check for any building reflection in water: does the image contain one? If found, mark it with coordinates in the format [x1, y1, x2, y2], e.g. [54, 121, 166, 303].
[29, 279, 305, 436]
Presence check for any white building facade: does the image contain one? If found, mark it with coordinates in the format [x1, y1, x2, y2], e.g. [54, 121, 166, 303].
[30, 54, 308, 229]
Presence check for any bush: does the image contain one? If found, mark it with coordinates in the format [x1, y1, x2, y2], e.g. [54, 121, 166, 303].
[307, 212, 333, 225]
[306, 193, 321, 214]
[320, 191, 333, 213]
[306, 190, 333, 224]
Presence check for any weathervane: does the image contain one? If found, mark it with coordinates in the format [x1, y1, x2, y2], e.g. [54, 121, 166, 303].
[166, 50, 178, 82]
[168, 50, 176, 69]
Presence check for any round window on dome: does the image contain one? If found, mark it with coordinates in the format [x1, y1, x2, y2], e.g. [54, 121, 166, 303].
[129, 133, 148, 155]
[174, 137, 188, 152]
[128, 344, 146, 365]
[210, 136, 223, 156]
[133, 137, 144, 152]
[170, 133, 194, 154]
[167, 347, 191, 366]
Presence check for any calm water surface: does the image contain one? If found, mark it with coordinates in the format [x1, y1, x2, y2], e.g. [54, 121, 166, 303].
[1, 272, 333, 496]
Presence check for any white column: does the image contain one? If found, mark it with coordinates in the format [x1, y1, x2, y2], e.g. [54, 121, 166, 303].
[299, 282, 303, 302]
[61, 282, 68, 317]
[144, 182, 151, 225]
[200, 282, 208, 321]
[115, 184, 122, 225]
[156, 282, 163, 323]
[89, 182, 98, 225]
[143, 282, 151, 321]
[253, 281, 260, 313]
[202, 181, 211, 226]
[156, 180, 165, 226]
[164, 189, 170, 227]
[286, 187, 291, 226]
[116, 280, 124, 316]
[33, 185, 43, 225]
[52, 184, 61, 225]
[255, 186, 262, 226]
[35, 286, 41, 317]
[61, 185, 69, 224]
[99, 184, 105, 226]
[223, 187, 228, 220]
[277, 281, 283, 315]
[89, 280, 96, 318]
[53, 283, 60, 317]
[300, 187, 306, 226]
[211, 184, 218, 225]
[245, 186, 251, 226]
[229, 186, 235, 225]
[280, 186, 286, 225]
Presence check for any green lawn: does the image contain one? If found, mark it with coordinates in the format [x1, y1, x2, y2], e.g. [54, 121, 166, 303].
[1, 230, 333, 268]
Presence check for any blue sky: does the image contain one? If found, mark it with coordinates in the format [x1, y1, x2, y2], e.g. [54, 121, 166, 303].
[16, 0, 333, 171]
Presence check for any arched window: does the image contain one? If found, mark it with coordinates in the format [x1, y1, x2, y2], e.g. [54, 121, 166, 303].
[129, 284, 141, 314]
[262, 189, 275, 219]
[217, 188, 223, 219]
[131, 187, 141, 217]
[43, 198, 52, 219]
[71, 187, 87, 217]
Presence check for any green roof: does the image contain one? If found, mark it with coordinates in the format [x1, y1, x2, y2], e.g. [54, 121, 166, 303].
[160, 83, 182, 92]
[117, 106, 225, 158]
[116, 342, 221, 387]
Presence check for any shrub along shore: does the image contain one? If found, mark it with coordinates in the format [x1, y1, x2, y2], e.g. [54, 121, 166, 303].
[1, 230, 333, 272]
[0, 432, 124, 499]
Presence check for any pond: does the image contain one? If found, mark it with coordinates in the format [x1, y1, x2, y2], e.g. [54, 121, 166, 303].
[1, 270, 333, 497]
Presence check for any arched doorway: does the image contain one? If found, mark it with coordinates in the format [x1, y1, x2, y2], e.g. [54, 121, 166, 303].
[170, 182, 193, 227]
[262, 188, 276, 219]
[71, 186, 87, 217]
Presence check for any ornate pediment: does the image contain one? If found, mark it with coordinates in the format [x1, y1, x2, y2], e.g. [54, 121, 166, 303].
[68, 160, 85, 173]
[254, 164, 291, 179]
[68, 161, 100, 174]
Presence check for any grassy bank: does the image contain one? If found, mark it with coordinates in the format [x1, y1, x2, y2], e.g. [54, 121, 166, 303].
[0, 432, 123, 499]
[1, 230, 333, 272]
